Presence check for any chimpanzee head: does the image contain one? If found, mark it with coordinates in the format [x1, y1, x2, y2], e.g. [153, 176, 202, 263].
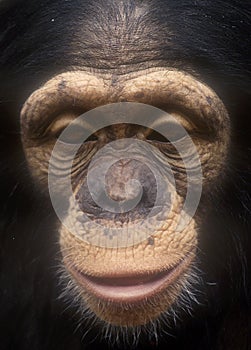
[0, 0, 250, 347]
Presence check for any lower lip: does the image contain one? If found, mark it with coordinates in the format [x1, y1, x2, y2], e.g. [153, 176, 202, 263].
[68, 254, 193, 304]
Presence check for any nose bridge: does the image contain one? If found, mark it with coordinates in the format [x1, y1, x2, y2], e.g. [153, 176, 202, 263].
[98, 123, 146, 141]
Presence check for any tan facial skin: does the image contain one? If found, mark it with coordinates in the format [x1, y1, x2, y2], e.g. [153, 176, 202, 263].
[21, 68, 230, 327]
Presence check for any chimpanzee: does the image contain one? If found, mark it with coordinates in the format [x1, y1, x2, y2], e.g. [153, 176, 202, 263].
[0, 0, 250, 349]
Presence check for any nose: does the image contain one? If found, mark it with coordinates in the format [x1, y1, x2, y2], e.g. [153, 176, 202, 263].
[105, 159, 143, 203]
[77, 158, 157, 223]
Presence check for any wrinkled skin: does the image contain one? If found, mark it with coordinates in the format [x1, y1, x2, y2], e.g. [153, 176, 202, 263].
[0, 1, 251, 350]
[21, 69, 230, 327]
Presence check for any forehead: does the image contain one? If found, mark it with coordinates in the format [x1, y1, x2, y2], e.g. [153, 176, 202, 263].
[0, 0, 223, 72]
[0, 0, 247, 100]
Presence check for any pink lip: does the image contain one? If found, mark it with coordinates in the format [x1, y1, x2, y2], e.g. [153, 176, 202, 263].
[68, 254, 193, 304]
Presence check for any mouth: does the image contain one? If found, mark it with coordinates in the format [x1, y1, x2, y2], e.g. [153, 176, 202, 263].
[67, 253, 194, 304]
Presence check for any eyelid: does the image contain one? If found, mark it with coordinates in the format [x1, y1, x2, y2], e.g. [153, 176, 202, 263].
[46, 112, 81, 136]
[45, 112, 96, 142]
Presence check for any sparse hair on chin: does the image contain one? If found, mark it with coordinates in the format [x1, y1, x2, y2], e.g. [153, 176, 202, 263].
[56, 260, 204, 349]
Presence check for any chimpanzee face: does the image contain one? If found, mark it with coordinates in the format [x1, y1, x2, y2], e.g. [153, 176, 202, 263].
[21, 69, 229, 327]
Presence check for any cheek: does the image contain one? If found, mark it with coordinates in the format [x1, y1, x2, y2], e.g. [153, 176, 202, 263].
[24, 146, 53, 188]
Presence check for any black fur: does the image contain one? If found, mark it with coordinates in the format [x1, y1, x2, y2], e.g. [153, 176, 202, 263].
[0, 1, 250, 349]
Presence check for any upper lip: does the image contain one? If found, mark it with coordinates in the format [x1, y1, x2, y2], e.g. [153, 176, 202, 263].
[67, 253, 194, 304]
